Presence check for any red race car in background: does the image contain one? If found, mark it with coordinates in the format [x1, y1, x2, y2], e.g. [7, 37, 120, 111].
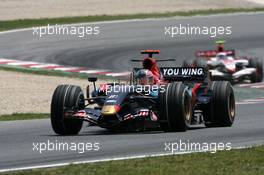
[183, 40, 263, 83]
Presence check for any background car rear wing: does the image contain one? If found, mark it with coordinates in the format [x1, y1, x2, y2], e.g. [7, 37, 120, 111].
[141, 49, 160, 58]
[160, 67, 207, 82]
[131, 59, 175, 62]
[131, 49, 175, 62]
[196, 50, 235, 57]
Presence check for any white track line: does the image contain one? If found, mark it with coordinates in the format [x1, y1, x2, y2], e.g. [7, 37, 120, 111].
[30, 64, 60, 68]
[236, 101, 262, 105]
[0, 58, 14, 62]
[7, 62, 39, 66]
[79, 70, 108, 74]
[106, 72, 131, 77]
[252, 85, 264, 88]
[236, 97, 264, 104]
[0, 145, 252, 173]
[53, 67, 81, 71]
[239, 82, 264, 87]
[243, 98, 264, 102]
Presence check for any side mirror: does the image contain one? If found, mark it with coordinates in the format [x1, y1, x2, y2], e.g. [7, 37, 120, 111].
[86, 85, 90, 99]
[88, 77, 97, 92]
[88, 77, 97, 82]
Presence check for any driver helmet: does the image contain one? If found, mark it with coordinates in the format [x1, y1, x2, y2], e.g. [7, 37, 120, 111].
[216, 52, 227, 60]
[135, 69, 154, 85]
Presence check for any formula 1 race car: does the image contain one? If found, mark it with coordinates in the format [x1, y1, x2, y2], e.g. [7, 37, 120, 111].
[50, 50, 236, 135]
[183, 40, 263, 83]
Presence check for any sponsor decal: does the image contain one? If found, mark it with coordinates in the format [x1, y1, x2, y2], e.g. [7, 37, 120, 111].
[160, 67, 206, 80]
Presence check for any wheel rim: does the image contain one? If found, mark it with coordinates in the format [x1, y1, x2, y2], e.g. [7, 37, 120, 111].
[183, 91, 191, 123]
[228, 92, 235, 121]
[257, 68, 263, 79]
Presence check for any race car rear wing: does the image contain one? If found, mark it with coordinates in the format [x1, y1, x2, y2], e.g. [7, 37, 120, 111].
[131, 58, 175, 62]
[196, 50, 235, 57]
[141, 49, 160, 58]
[160, 67, 207, 82]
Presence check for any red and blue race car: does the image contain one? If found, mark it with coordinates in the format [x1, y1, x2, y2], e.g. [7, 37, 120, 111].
[50, 50, 235, 135]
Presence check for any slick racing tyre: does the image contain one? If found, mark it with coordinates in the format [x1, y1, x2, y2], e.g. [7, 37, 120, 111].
[205, 81, 235, 127]
[51, 85, 84, 135]
[249, 58, 263, 83]
[158, 82, 192, 132]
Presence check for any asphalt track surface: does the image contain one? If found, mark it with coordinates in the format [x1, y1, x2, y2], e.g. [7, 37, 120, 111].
[0, 13, 264, 171]
[0, 103, 264, 171]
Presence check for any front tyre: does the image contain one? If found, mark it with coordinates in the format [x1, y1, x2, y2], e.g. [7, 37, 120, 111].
[51, 85, 84, 135]
[249, 58, 263, 83]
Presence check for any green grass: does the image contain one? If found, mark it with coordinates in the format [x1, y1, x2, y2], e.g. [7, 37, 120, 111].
[1, 8, 264, 31]
[0, 113, 49, 121]
[4, 145, 264, 175]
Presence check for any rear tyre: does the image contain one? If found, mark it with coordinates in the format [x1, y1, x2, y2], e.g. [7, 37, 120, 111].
[51, 85, 84, 135]
[158, 82, 192, 132]
[205, 81, 235, 127]
[249, 58, 263, 83]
